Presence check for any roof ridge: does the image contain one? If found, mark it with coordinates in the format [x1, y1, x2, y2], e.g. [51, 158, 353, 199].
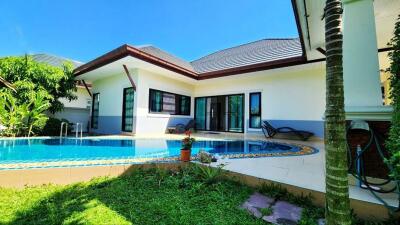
[191, 37, 299, 63]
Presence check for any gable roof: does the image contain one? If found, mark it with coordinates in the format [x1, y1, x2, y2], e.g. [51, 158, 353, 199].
[74, 38, 307, 80]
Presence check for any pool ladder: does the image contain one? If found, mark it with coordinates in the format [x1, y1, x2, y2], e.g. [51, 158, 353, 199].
[75, 123, 83, 139]
[60, 122, 68, 139]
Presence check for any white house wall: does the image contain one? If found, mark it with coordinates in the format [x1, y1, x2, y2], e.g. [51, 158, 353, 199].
[88, 63, 325, 137]
[194, 65, 326, 137]
[134, 69, 195, 134]
[91, 72, 136, 134]
[52, 87, 92, 132]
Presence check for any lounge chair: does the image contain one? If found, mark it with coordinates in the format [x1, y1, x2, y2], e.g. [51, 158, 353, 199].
[261, 121, 314, 141]
[167, 119, 195, 134]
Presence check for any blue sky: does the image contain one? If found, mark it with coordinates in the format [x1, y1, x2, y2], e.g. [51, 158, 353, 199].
[0, 0, 298, 63]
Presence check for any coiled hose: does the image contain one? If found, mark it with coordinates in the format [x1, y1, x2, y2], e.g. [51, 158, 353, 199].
[346, 127, 400, 212]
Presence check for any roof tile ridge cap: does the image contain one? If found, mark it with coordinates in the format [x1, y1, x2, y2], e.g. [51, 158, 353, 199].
[125, 44, 197, 75]
[190, 37, 299, 63]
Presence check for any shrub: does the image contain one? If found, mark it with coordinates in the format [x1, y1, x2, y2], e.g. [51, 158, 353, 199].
[39, 117, 71, 136]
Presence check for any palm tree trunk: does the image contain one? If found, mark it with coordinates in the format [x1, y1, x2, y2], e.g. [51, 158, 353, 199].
[324, 0, 351, 224]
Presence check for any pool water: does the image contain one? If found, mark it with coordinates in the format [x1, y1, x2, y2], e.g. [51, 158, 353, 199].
[0, 138, 317, 164]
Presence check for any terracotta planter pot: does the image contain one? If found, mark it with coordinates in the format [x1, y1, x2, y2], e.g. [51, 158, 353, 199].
[180, 149, 191, 162]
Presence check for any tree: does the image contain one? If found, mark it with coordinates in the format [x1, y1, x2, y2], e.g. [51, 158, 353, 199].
[386, 15, 400, 183]
[0, 82, 50, 137]
[0, 55, 77, 113]
[324, 0, 351, 224]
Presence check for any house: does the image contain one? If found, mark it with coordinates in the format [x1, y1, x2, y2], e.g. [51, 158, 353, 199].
[74, 0, 399, 138]
[32, 54, 92, 132]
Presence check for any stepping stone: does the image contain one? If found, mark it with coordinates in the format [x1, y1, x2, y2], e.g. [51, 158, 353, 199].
[240, 192, 275, 218]
[263, 201, 303, 225]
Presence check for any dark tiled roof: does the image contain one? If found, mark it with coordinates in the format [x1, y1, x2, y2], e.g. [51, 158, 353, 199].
[74, 38, 305, 79]
[137, 45, 195, 72]
[31, 54, 83, 69]
[190, 38, 302, 74]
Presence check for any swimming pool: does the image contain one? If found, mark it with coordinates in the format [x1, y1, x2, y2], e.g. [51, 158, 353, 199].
[0, 138, 318, 170]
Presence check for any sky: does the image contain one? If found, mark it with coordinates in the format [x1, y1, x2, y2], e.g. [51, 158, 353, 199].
[0, 0, 298, 63]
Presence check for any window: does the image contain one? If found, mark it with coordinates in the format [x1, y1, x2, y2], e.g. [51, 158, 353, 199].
[249, 92, 261, 128]
[91, 93, 100, 129]
[122, 87, 135, 132]
[149, 89, 190, 115]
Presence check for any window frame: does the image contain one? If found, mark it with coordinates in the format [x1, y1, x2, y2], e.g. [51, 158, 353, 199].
[249, 92, 262, 129]
[122, 87, 135, 132]
[91, 93, 100, 129]
[148, 89, 191, 116]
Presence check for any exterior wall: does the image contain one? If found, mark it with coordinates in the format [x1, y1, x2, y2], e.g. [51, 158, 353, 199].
[52, 87, 91, 132]
[59, 87, 91, 109]
[134, 69, 195, 134]
[91, 72, 135, 134]
[194, 66, 326, 137]
[87, 64, 325, 137]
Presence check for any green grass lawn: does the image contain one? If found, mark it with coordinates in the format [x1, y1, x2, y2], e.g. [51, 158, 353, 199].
[0, 166, 266, 225]
[0, 165, 396, 225]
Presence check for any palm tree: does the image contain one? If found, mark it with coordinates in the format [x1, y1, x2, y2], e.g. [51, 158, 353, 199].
[324, 0, 351, 224]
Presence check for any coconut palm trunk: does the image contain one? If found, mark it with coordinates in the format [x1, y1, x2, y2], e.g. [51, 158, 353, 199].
[324, 0, 351, 224]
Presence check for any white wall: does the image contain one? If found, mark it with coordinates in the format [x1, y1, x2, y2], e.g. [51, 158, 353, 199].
[194, 65, 326, 135]
[91, 71, 136, 134]
[135, 69, 195, 134]
[87, 63, 325, 136]
[59, 87, 91, 109]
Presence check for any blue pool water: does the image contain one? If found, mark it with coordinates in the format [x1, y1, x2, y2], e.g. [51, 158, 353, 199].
[0, 138, 314, 164]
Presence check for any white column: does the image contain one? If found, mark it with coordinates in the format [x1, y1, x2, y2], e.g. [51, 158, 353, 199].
[343, 0, 382, 107]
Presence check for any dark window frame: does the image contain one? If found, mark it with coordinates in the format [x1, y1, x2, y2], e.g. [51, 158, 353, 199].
[91, 93, 100, 129]
[122, 87, 135, 132]
[249, 92, 262, 129]
[148, 89, 191, 116]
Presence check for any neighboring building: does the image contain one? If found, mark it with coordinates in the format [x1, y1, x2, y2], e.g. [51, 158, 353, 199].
[74, 0, 398, 137]
[32, 54, 92, 132]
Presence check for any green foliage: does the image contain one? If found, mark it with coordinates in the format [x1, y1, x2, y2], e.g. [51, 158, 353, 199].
[386, 15, 400, 182]
[187, 164, 225, 185]
[0, 85, 50, 137]
[39, 117, 71, 136]
[260, 207, 273, 217]
[0, 55, 76, 113]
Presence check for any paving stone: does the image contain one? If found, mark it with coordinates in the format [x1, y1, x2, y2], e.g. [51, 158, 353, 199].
[240, 192, 275, 218]
[263, 200, 303, 225]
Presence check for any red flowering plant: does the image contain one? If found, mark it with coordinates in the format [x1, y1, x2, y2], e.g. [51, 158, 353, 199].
[181, 131, 196, 150]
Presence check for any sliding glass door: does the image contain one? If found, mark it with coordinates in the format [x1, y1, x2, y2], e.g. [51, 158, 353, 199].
[195, 94, 244, 133]
[228, 95, 244, 132]
[122, 87, 135, 132]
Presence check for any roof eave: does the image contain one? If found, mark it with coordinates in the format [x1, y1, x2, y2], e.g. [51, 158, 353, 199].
[73, 44, 198, 79]
[197, 56, 307, 80]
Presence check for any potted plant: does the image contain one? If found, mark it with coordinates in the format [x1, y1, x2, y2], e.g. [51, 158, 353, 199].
[181, 130, 195, 162]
